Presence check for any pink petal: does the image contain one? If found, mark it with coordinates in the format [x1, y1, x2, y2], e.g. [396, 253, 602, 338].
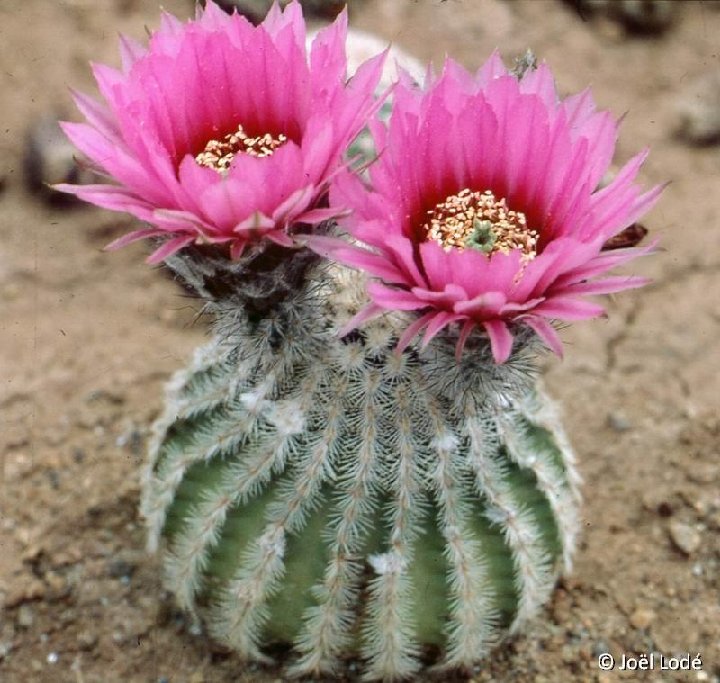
[90, 62, 125, 112]
[579, 110, 618, 191]
[118, 34, 147, 73]
[70, 89, 121, 140]
[146, 234, 197, 264]
[552, 275, 650, 297]
[270, 185, 314, 226]
[420, 311, 462, 349]
[265, 231, 295, 248]
[475, 50, 508, 87]
[595, 183, 665, 242]
[554, 242, 656, 285]
[519, 62, 557, 108]
[533, 297, 606, 320]
[521, 316, 564, 357]
[454, 319, 477, 361]
[311, 240, 406, 284]
[105, 227, 170, 251]
[396, 311, 436, 354]
[149, 209, 216, 242]
[159, 10, 184, 39]
[310, 7, 347, 89]
[453, 291, 507, 316]
[229, 240, 247, 260]
[338, 302, 385, 337]
[368, 282, 427, 311]
[411, 283, 467, 306]
[60, 121, 120, 171]
[235, 212, 275, 233]
[562, 88, 596, 131]
[515, 238, 598, 300]
[54, 183, 155, 222]
[296, 207, 348, 225]
[264, 0, 305, 44]
[381, 234, 426, 287]
[482, 319, 514, 364]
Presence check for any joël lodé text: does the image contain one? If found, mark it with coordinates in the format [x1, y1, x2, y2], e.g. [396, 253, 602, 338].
[618, 652, 702, 671]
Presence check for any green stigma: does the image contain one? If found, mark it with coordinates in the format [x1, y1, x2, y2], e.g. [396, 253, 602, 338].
[466, 218, 497, 254]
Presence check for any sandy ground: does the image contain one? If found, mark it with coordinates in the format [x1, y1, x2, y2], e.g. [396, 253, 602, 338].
[1, 1, 719, 681]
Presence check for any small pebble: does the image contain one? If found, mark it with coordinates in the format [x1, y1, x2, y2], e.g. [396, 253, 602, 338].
[567, 0, 680, 35]
[561, 644, 576, 664]
[1, 282, 20, 302]
[16, 604, 34, 628]
[115, 425, 143, 455]
[592, 640, 611, 658]
[204, 0, 346, 23]
[47, 651, 59, 664]
[676, 69, 720, 145]
[23, 116, 96, 203]
[107, 555, 139, 580]
[45, 571, 68, 597]
[59, 608, 76, 626]
[45, 469, 60, 489]
[607, 412, 632, 432]
[76, 631, 98, 650]
[707, 510, 720, 531]
[642, 491, 673, 517]
[84, 388, 124, 405]
[629, 607, 655, 630]
[686, 462, 718, 484]
[669, 520, 701, 555]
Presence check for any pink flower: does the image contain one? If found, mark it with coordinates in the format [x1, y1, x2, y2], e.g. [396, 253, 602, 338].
[57, 1, 385, 263]
[311, 53, 663, 363]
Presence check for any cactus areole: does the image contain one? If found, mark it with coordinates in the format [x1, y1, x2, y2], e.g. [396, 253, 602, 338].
[59, 1, 661, 679]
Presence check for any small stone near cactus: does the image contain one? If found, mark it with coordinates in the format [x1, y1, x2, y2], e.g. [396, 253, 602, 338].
[201, 0, 349, 22]
[566, 0, 680, 35]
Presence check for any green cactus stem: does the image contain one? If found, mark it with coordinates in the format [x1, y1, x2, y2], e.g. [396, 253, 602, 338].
[141, 252, 580, 680]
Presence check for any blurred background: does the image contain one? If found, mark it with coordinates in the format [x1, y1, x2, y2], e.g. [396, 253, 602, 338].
[1, 1, 719, 681]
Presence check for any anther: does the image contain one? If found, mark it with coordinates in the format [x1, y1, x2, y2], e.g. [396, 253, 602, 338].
[423, 188, 539, 262]
[195, 124, 288, 173]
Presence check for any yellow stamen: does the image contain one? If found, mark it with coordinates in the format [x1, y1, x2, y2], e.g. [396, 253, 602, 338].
[423, 188, 539, 262]
[195, 124, 288, 173]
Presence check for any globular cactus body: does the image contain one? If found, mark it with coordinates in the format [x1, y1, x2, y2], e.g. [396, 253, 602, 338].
[141, 256, 580, 680]
[56, 0, 657, 677]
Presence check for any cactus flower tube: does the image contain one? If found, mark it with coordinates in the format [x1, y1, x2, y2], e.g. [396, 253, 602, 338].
[61, 4, 661, 681]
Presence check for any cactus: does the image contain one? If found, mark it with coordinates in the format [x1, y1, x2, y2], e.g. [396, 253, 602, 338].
[141, 248, 580, 679]
[58, 2, 660, 678]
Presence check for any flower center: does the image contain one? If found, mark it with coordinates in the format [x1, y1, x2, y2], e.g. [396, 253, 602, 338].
[423, 188, 539, 261]
[195, 124, 288, 173]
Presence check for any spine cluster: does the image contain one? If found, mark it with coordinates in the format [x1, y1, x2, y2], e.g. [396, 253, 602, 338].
[141, 255, 580, 680]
